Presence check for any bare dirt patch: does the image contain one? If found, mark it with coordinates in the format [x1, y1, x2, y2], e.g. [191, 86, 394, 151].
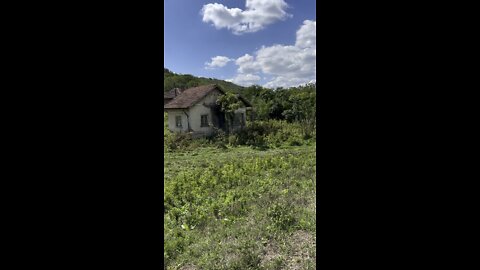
[259, 230, 316, 270]
[285, 230, 316, 270]
[178, 264, 197, 270]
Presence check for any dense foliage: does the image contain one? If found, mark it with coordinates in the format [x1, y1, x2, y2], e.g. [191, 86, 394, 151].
[164, 113, 315, 152]
[239, 84, 316, 123]
[164, 146, 316, 269]
[164, 68, 243, 94]
[164, 68, 316, 124]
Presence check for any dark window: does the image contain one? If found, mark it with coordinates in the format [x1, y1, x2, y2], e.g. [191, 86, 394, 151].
[201, 115, 209, 127]
[175, 116, 182, 128]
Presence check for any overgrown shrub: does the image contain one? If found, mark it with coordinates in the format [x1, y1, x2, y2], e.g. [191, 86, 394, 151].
[164, 115, 315, 152]
[267, 202, 297, 231]
[228, 135, 239, 146]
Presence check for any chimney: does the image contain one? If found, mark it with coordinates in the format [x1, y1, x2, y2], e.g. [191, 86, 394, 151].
[173, 88, 181, 97]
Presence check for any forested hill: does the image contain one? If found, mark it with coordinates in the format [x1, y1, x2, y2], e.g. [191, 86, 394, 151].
[164, 68, 244, 94]
[164, 68, 316, 122]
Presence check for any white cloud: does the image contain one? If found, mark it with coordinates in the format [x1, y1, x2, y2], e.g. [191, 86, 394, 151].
[255, 44, 316, 79]
[231, 20, 316, 88]
[295, 20, 316, 49]
[227, 73, 261, 86]
[205, 56, 233, 69]
[201, 0, 291, 35]
[264, 76, 309, 88]
[235, 54, 261, 73]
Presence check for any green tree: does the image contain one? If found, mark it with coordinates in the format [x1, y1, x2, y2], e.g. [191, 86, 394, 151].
[216, 93, 243, 134]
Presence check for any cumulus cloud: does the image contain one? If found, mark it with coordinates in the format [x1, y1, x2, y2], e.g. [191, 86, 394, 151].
[231, 20, 316, 88]
[295, 20, 316, 49]
[235, 54, 261, 74]
[255, 44, 316, 79]
[205, 56, 233, 69]
[201, 0, 291, 35]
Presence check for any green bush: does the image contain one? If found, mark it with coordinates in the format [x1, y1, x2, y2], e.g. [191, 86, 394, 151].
[267, 203, 297, 231]
[164, 115, 315, 152]
[228, 135, 238, 146]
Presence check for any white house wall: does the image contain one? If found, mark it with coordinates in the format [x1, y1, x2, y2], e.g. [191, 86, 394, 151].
[187, 90, 221, 136]
[167, 90, 222, 136]
[167, 110, 189, 133]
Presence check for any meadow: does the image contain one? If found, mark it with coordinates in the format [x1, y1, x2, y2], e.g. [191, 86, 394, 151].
[164, 115, 316, 269]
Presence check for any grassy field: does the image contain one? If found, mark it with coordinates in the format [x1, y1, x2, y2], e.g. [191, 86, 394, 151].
[164, 145, 316, 269]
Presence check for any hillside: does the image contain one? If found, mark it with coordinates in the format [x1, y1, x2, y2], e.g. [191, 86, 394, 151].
[164, 68, 244, 94]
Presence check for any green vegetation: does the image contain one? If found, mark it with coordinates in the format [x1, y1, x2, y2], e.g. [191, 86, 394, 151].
[164, 68, 244, 94]
[164, 113, 316, 152]
[164, 146, 316, 270]
[164, 68, 316, 269]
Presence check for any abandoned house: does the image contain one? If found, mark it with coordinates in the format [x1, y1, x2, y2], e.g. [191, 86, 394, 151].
[164, 84, 252, 137]
[163, 88, 184, 105]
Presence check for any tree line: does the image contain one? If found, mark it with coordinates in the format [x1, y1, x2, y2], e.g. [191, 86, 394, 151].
[164, 68, 316, 124]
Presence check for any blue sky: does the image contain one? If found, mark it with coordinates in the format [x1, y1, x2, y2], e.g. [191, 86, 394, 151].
[164, 0, 316, 88]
